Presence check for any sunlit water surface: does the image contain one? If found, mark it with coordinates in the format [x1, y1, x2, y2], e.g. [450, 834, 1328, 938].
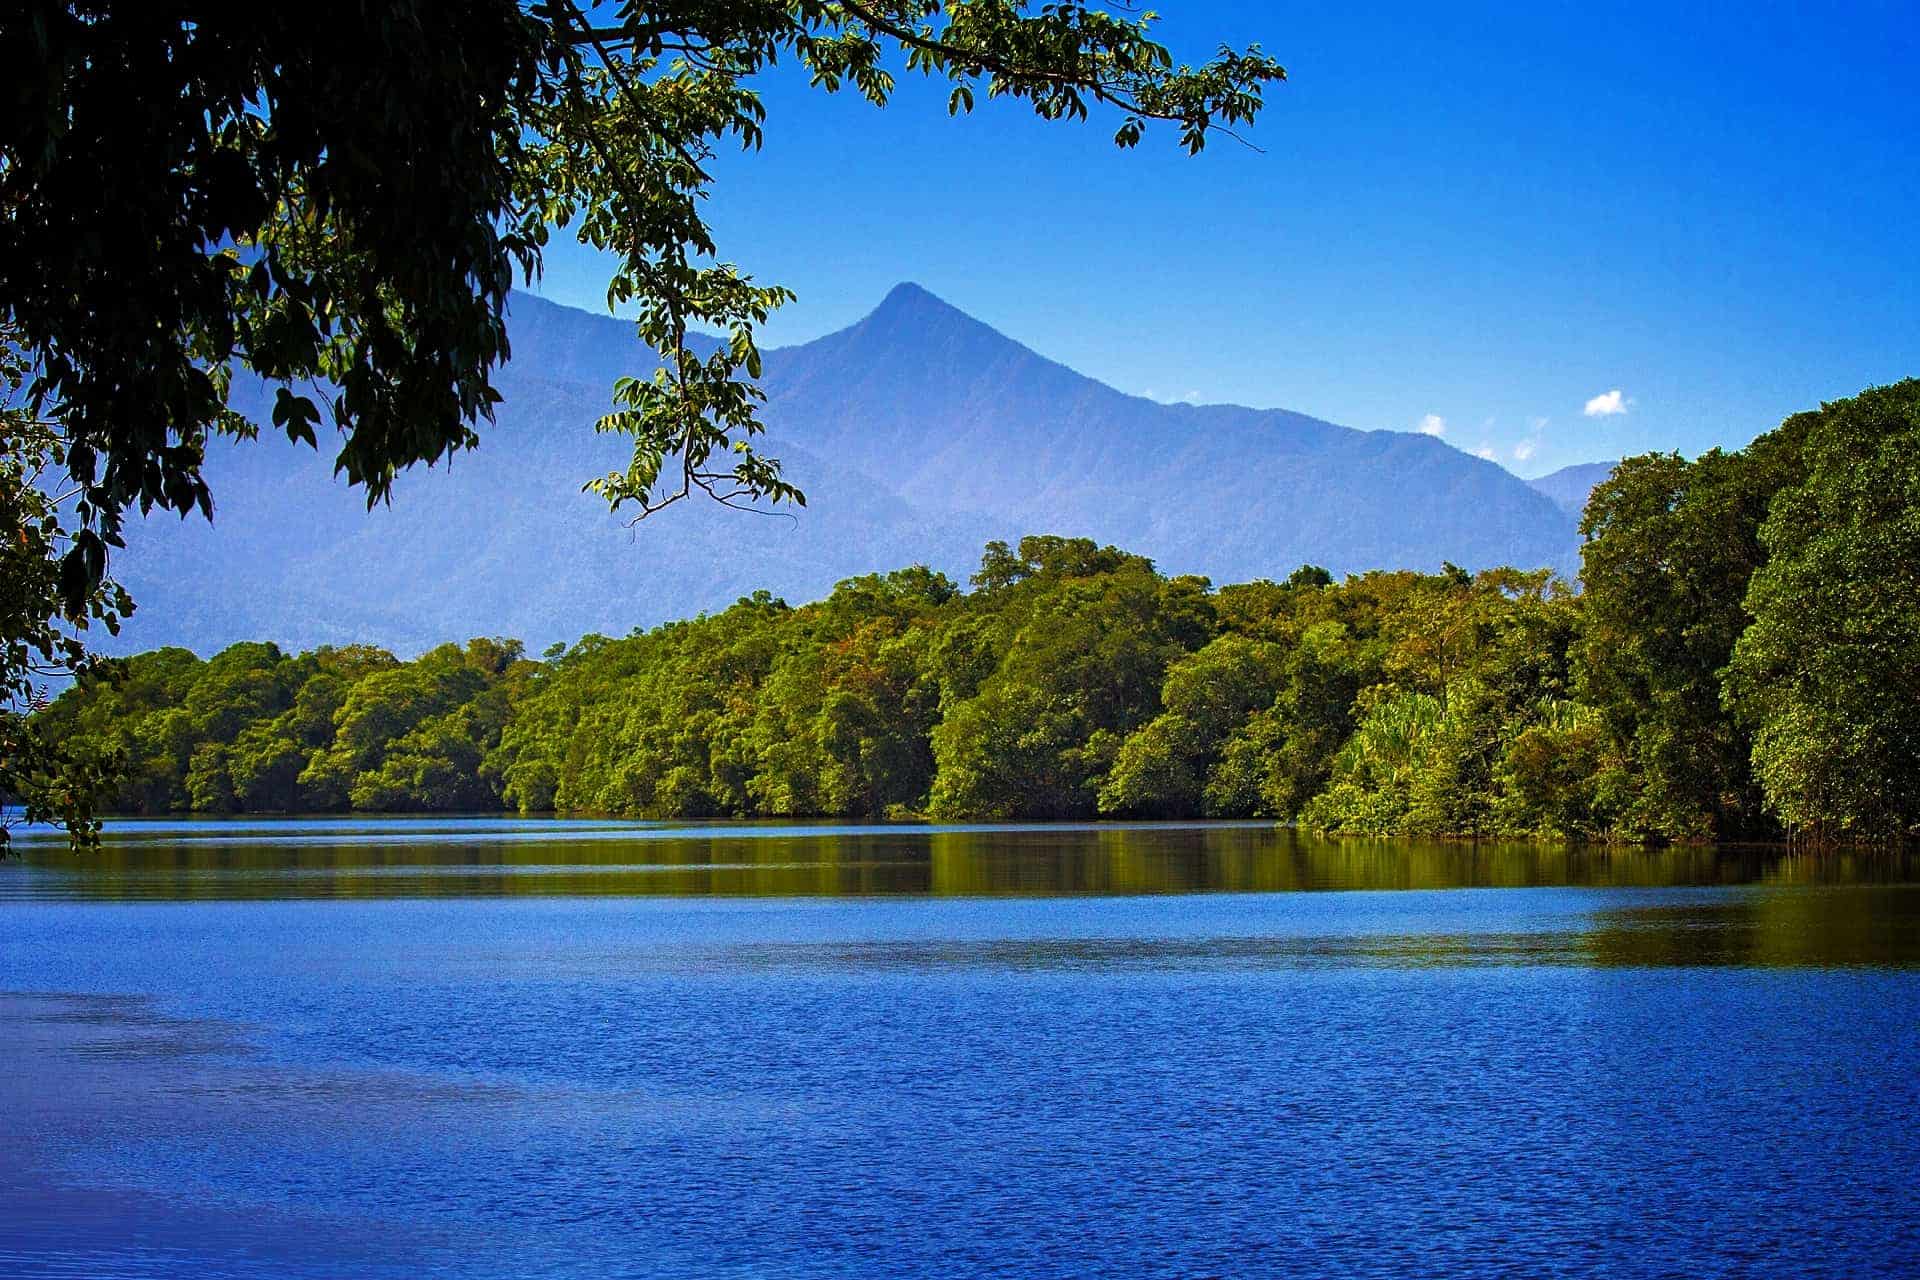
[3, 817, 1918, 1278]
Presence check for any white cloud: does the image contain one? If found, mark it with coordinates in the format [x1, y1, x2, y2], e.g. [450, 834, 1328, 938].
[1417, 413, 1447, 437]
[1529, 416, 1550, 431]
[1474, 445, 1498, 461]
[1584, 389, 1629, 417]
[1513, 439, 1537, 462]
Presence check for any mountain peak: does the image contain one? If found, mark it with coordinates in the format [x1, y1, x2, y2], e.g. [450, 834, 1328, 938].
[865, 280, 981, 330]
[797, 280, 1033, 371]
[876, 280, 946, 308]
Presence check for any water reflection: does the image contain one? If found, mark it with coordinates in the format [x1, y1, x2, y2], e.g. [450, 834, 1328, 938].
[6, 818, 1916, 904]
[1581, 892, 1920, 969]
[5, 824, 1920, 1278]
[698, 891, 1920, 973]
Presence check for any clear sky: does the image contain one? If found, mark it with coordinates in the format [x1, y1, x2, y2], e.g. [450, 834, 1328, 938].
[528, 1, 1919, 478]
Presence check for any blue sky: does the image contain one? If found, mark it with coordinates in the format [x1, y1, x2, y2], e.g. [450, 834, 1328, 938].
[529, 1, 1919, 478]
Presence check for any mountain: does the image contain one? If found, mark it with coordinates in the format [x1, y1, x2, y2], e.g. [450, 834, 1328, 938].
[105, 284, 1582, 657]
[759, 284, 1578, 586]
[1526, 461, 1617, 518]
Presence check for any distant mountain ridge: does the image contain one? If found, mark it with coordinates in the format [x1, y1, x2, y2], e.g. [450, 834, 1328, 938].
[106, 284, 1585, 657]
[1527, 461, 1617, 518]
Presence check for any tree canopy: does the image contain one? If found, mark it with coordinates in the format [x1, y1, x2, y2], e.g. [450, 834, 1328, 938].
[37, 381, 1920, 846]
[1725, 380, 1920, 840]
[0, 332, 129, 849]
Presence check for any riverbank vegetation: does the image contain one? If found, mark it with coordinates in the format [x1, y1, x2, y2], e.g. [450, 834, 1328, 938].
[29, 379, 1920, 844]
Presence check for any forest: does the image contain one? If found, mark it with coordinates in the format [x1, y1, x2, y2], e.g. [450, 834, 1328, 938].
[30, 379, 1920, 844]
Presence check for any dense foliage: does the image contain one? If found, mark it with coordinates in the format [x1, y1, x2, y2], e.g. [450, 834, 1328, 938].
[28, 381, 1920, 843]
[35, 640, 532, 818]
[1, 325, 130, 852]
[1724, 381, 1920, 840]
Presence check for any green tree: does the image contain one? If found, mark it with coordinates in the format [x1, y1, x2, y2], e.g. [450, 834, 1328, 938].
[929, 540, 1212, 818]
[1292, 567, 1585, 838]
[748, 570, 952, 817]
[1098, 634, 1282, 817]
[0, 328, 131, 850]
[1574, 429, 1804, 840]
[1725, 380, 1920, 840]
[300, 644, 491, 806]
[185, 742, 239, 813]
[1297, 689, 1446, 835]
[1209, 570, 1392, 819]
[1493, 701, 1624, 839]
[38, 634, 527, 817]
[226, 723, 310, 812]
[181, 642, 299, 744]
[30, 646, 203, 815]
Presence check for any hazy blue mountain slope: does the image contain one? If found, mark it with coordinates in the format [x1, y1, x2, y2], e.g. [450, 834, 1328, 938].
[757, 284, 1579, 583]
[106, 302, 995, 655]
[104, 286, 1581, 657]
[1527, 460, 1617, 518]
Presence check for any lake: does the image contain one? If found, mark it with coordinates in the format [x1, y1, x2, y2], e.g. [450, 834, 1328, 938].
[3, 818, 1918, 1278]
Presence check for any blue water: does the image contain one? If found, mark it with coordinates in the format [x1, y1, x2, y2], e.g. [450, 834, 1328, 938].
[3, 819, 1918, 1277]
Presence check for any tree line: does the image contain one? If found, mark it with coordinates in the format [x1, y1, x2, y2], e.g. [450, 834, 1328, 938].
[31, 380, 1920, 843]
